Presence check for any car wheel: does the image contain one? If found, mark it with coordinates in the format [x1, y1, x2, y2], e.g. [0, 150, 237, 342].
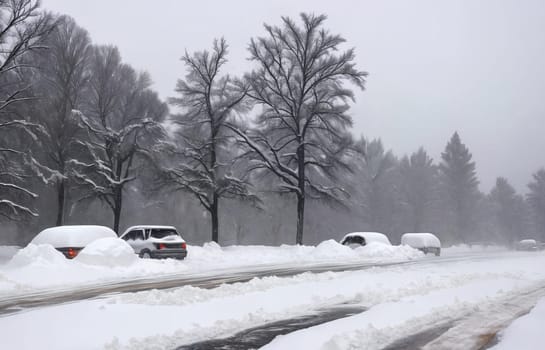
[139, 250, 151, 259]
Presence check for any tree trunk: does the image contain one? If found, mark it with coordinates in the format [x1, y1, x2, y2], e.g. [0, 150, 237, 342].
[296, 144, 305, 245]
[211, 192, 219, 243]
[113, 187, 122, 234]
[296, 193, 305, 245]
[55, 179, 65, 226]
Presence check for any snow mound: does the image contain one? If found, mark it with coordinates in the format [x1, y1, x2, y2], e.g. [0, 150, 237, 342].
[356, 242, 424, 259]
[312, 239, 356, 259]
[0, 245, 20, 263]
[76, 238, 137, 267]
[7, 244, 68, 268]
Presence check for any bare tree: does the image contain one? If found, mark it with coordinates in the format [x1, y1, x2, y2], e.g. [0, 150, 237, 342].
[0, 0, 52, 220]
[27, 15, 92, 225]
[73, 46, 168, 233]
[228, 13, 366, 244]
[161, 39, 256, 243]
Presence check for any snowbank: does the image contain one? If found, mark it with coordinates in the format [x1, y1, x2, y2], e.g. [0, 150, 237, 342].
[30, 225, 117, 248]
[7, 244, 68, 268]
[0, 245, 20, 263]
[356, 242, 423, 259]
[75, 238, 137, 267]
[442, 244, 507, 255]
[0, 240, 424, 296]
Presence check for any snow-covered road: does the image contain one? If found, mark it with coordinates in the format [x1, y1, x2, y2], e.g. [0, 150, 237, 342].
[1, 250, 544, 350]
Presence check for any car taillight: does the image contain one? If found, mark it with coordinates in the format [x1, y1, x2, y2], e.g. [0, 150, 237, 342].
[181, 242, 187, 249]
[158, 243, 166, 250]
[67, 248, 77, 258]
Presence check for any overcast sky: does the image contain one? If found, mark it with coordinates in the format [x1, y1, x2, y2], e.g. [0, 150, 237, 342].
[42, 0, 545, 192]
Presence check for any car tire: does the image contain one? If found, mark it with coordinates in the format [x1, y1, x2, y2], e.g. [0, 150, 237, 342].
[139, 250, 151, 259]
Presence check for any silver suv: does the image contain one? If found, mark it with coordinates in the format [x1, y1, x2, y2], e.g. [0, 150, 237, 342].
[120, 225, 188, 259]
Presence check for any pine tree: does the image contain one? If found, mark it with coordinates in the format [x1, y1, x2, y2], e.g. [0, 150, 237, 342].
[489, 177, 526, 243]
[399, 147, 438, 232]
[527, 169, 545, 241]
[439, 132, 479, 242]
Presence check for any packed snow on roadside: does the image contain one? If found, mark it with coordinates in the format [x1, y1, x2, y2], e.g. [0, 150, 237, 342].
[489, 297, 545, 350]
[1, 252, 545, 350]
[75, 238, 138, 267]
[0, 239, 422, 296]
[442, 243, 508, 255]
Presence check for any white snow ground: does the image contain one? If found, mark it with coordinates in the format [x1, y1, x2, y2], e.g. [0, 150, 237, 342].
[0, 250, 543, 350]
[0, 240, 423, 296]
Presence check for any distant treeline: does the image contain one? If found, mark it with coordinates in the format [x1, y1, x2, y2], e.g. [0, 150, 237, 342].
[1, 1, 544, 246]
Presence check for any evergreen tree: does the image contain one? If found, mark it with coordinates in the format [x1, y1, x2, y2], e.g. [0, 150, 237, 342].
[439, 132, 479, 242]
[489, 177, 526, 243]
[527, 169, 545, 241]
[398, 147, 438, 232]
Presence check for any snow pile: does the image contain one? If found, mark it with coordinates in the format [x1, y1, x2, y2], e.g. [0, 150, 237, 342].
[443, 244, 507, 255]
[0, 240, 423, 295]
[0, 246, 19, 263]
[490, 297, 545, 350]
[75, 238, 137, 267]
[356, 242, 423, 259]
[311, 239, 356, 259]
[30, 225, 117, 248]
[7, 244, 68, 268]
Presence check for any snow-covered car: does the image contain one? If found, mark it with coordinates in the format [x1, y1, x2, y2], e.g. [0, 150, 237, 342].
[401, 233, 441, 256]
[120, 225, 187, 259]
[340, 232, 392, 248]
[30, 225, 117, 259]
[515, 239, 538, 251]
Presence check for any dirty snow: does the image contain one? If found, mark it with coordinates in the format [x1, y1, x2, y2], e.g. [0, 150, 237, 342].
[489, 297, 545, 350]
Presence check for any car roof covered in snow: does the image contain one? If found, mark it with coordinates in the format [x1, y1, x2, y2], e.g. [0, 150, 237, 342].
[121, 225, 177, 235]
[518, 239, 537, 244]
[401, 233, 441, 248]
[341, 232, 392, 245]
[30, 225, 117, 248]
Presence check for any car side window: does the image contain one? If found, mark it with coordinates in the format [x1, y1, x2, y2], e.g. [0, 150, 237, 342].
[135, 230, 144, 240]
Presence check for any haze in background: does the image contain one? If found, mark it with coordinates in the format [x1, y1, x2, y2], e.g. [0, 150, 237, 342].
[42, 0, 545, 192]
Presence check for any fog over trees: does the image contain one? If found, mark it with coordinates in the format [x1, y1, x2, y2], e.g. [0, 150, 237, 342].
[0, 1, 544, 247]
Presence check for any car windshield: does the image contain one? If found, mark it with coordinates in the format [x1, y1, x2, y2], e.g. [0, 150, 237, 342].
[150, 229, 179, 239]
[342, 235, 365, 245]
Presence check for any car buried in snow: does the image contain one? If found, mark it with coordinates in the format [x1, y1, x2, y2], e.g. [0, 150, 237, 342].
[515, 239, 538, 251]
[340, 232, 392, 248]
[120, 225, 187, 259]
[401, 232, 441, 256]
[30, 225, 118, 259]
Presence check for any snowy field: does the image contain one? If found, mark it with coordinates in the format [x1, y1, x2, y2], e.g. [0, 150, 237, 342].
[0, 249, 543, 349]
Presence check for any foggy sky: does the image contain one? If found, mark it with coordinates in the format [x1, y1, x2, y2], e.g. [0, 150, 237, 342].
[42, 0, 545, 192]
